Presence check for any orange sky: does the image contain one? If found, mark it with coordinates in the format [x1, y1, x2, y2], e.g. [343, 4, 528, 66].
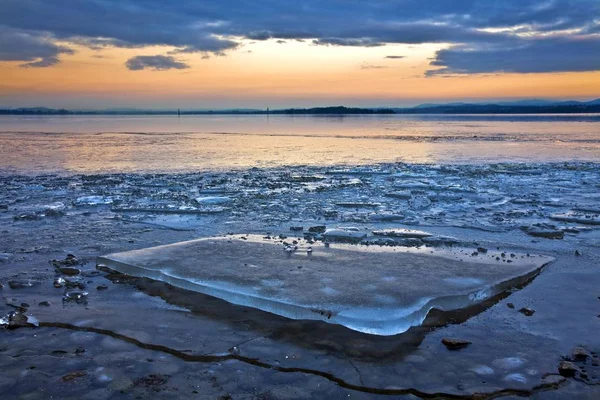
[1, 39, 599, 109]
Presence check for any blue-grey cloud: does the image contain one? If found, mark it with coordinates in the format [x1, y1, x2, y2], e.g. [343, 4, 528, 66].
[0, 1, 599, 73]
[428, 37, 600, 75]
[125, 55, 190, 71]
[0, 26, 74, 67]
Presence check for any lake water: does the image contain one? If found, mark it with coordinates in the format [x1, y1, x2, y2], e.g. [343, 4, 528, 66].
[1, 114, 599, 174]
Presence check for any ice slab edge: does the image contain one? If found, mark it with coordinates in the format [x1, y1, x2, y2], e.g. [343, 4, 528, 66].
[98, 236, 553, 336]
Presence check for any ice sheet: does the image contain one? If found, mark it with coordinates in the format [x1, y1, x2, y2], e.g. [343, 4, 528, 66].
[98, 235, 552, 335]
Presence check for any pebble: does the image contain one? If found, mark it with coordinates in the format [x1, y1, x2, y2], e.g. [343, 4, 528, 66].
[441, 338, 472, 350]
[62, 370, 87, 382]
[518, 307, 535, 316]
[558, 361, 579, 377]
[572, 347, 591, 361]
[57, 267, 81, 276]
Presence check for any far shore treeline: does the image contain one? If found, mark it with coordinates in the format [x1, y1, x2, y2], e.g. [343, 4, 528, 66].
[2, 102, 600, 115]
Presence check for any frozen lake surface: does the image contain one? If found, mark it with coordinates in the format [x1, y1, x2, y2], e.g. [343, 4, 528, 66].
[1, 114, 599, 397]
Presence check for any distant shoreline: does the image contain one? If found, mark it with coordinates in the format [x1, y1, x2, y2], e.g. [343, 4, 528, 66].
[2, 104, 600, 115]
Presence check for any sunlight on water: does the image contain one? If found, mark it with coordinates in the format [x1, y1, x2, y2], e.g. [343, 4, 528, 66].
[1, 114, 599, 174]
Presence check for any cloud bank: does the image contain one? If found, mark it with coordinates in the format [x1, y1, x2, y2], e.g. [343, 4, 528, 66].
[125, 55, 190, 71]
[0, 0, 599, 73]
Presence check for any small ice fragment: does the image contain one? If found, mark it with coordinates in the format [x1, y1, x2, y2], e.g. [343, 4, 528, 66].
[75, 196, 115, 205]
[322, 228, 367, 242]
[195, 196, 232, 205]
[408, 195, 431, 210]
[504, 373, 527, 383]
[472, 365, 495, 375]
[550, 212, 600, 226]
[385, 191, 412, 200]
[372, 229, 431, 239]
[493, 357, 526, 370]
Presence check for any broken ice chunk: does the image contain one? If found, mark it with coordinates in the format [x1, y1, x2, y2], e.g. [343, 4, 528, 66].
[195, 196, 232, 205]
[75, 196, 116, 206]
[322, 228, 367, 242]
[372, 229, 432, 239]
[98, 235, 553, 336]
[550, 212, 600, 226]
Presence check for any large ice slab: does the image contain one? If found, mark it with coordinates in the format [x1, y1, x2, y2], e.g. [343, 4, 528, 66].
[98, 235, 553, 335]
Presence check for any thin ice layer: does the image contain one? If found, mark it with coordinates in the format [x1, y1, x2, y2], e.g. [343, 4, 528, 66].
[98, 235, 553, 335]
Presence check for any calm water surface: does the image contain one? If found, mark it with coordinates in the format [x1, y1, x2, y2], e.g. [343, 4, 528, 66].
[1, 114, 599, 174]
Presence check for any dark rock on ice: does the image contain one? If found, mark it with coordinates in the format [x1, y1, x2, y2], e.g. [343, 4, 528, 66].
[572, 347, 591, 361]
[57, 267, 81, 276]
[519, 307, 536, 316]
[52, 254, 80, 267]
[558, 361, 579, 377]
[63, 291, 88, 304]
[442, 338, 472, 350]
[62, 370, 87, 382]
[8, 279, 40, 289]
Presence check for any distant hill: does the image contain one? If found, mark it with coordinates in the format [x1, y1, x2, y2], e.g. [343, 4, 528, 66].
[1, 100, 599, 115]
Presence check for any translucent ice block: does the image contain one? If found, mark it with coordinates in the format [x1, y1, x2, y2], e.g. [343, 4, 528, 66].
[98, 235, 553, 335]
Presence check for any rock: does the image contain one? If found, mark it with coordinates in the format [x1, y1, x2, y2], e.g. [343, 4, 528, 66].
[518, 307, 535, 316]
[521, 224, 564, 239]
[57, 267, 81, 276]
[572, 347, 591, 361]
[75, 347, 86, 354]
[2, 311, 35, 330]
[62, 370, 87, 382]
[52, 254, 80, 267]
[97, 284, 109, 291]
[289, 226, 303, 232]
[64, 277, 86, 289]
[63, 291, 88, 304]
[308, 225, 326, 233]
[477, 247, 488, 253]
[96, 264, 112, 273]
[441, 338, 472, 350]
[575, 250, 582, 256]
[8, 279, 40, 289]
[507, 303, 515, 309]
[558, 361, 579, 377]
[38, 301, 51, 307]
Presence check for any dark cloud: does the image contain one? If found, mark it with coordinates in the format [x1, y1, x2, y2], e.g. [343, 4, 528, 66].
[0, 1, 599, 72]
[0, 26, 74, 67]
[125, 55, 190, 71]
[428, 37, 600, 75]
[385, 55, 405, 59]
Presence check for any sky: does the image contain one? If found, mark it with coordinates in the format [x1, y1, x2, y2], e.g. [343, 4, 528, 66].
[0, 0, 599, 109]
